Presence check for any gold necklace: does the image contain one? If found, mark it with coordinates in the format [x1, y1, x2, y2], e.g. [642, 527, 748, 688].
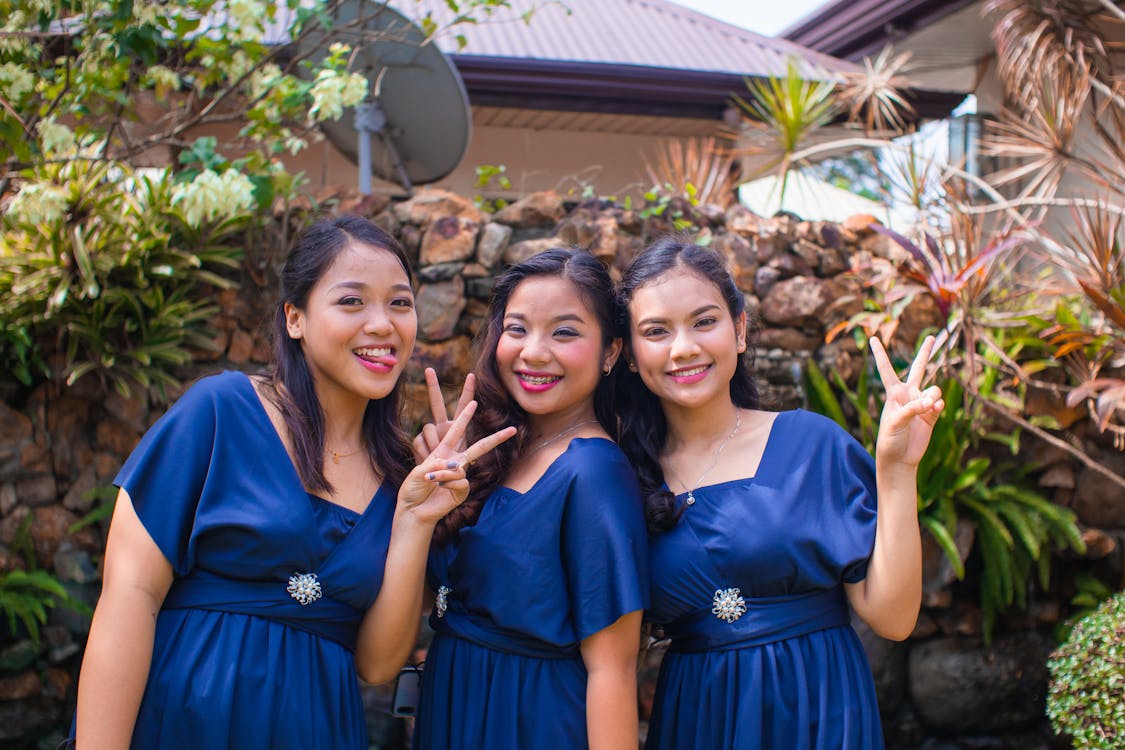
[672, 410, 742, 507]
[528, 419, 599, 455]
[328, 446, 363, 464]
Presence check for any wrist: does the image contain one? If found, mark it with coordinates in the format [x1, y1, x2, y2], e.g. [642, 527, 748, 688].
[393, 506, 437, 536]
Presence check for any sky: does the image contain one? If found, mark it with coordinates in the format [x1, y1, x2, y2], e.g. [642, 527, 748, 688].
[669, 0, 830, 37]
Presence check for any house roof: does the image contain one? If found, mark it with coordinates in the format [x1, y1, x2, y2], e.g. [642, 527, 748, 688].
[782, 0, 978, 63]
[410, 0, 860, 120]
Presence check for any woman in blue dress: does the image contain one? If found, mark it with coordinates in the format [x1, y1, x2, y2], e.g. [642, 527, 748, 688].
[74, 216, 514, 749]
[616, 237, 945, 749]
[413, 248, 650, 749]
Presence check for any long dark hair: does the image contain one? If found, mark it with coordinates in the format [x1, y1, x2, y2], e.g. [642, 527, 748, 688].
[616, 236, 760, 532]
[268, 214, 415, 495]
[434, 248, 622, 544]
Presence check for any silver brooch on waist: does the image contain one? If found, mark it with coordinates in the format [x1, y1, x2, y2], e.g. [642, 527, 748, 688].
[712, 587, 747, 623]
[435, 585, 451, 618]
[287, 572, 322, 605]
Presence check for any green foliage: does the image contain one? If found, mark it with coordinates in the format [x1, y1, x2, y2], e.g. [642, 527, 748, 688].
[805, 356, 1085, 642]
[640, 182, 698, 232]
[0, 515, 88, 644]
[472, 163, 512, 213]
[1047, 591, 1125, 748]
[0, 158, 258, 399]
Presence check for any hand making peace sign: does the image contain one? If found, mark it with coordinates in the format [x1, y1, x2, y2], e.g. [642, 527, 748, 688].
[399, 373, 516, 525]
[412, 367, 478, 463]
[871, 335, 945, 468]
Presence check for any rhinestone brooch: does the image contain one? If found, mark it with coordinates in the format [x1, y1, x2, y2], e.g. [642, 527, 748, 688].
[287, 572, 322, 606]
[712, 587, 747, 623]
[435, 585, 451, 618]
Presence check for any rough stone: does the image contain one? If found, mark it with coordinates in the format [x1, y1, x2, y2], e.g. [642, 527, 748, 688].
[909, 633, 1052, 733]
[15, 474, 57, 507]
[842, 213, 881, 234]
[251, 334, 271, 364]
[1072, 452, 1125, 527]
[1025, 387, 1084, 430]
[417, 262, 466, 283]
[757, 327, 821, 352]
[465, 277, 496, 301]
[1080, 526, 1117, 558]
[753, 266, 782, 298]
[392, 187, 485, 226]
[43, 667, 71, 698]
[103, 391, 149, 433]
[503, 237, 560, 266]
[53, 545, 99, 584]
[1038, 464, 1075, 489]
[0, 401, 33, 445]
[18, 442, 51, 474]
[760, 275, 832, 328]
[587, 216, 620, 263]
[492, 190, 565, 227]
[725, 204, 763, 236]
[226, 327, 255, 364]
[922, 519, 974, 591]
[420, 216, 481, 265]
[791, 239, 822, 271]
[0, 483, 15, 516]
[0, 640, 38, 673]
[0, 671, 41, 700]
[93, 452, 122, 482]
[416, 279, 467, 342]
[711, 232, 757, 290]
[860, 231, 912, 265]
[766, 249, 815, 278]
[911, 611, 940, 639]
[894, 294, 945, 350]
[475, 222, 512, 267]
[407, 337, 473, 384]
[29, 506, 79, 566]
[934, 602, 981, 636]
[95, 418, 140, 458]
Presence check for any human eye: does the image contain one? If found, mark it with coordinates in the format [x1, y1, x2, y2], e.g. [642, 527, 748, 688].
[553, 327, 580, 338]
[502, 322, 525, 335]
[640, 326, 668, 338]
[391, 295, 414, 309]
[695, 316, 719, 328]
[337, 296, 363, 307]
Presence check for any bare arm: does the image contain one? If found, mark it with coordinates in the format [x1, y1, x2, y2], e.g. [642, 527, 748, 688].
[76, 488, 174, 749]
[580, 611, 643, 750]
[354, 400, 515, 684]
[846, 336, 944, 641]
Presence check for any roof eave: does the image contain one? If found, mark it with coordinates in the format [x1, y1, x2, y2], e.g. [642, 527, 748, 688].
[782, 0, 979, 61]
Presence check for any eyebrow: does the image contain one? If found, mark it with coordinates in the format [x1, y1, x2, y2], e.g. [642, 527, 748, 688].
[329, 281, 413, 293]
[504, 312, 586, 324]
[635, 304, 721, 328]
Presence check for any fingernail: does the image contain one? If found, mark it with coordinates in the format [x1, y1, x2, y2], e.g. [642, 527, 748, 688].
[446, 460, 459, 469]
[426, 472, 436, 480]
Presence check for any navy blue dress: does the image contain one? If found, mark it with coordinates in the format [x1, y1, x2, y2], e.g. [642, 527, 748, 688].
[646, 410, 883, 749]
[416, 438, 649, 750]
[90, 371, 394, 749]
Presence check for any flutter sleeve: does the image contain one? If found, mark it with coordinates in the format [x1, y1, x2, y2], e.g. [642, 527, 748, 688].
[114, 374, 226, 576]
[561, 442, 650, 641]
[830, 423, 879, 584]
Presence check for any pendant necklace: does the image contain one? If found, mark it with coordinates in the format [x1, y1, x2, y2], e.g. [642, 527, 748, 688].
[328, 446, 363, 464]
[528, 419, 599, 455]
[676, 409, 742, 507]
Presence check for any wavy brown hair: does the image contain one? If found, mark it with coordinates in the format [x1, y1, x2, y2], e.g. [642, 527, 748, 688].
[267, 215, 415, 495]
[434, 248, 623, 544]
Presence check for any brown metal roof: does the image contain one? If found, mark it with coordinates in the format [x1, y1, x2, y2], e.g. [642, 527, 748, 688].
[417, 0, 860, 80]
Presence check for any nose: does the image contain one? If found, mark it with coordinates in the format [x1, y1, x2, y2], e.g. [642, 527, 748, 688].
[364, 308, 394, 336]
[669, 327, 699, 361]
[520, 332, 551, 366]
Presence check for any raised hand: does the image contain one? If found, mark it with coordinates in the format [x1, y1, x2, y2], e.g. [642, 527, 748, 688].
[412, 367, 476, 463]
[400, 398, 516, 526]
[870, 335, 945, 468]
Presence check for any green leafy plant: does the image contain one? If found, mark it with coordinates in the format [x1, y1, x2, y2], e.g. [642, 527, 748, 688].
[1047, 590, 1125, 748]
[0, 515, 89, 644]
[1, 158, 257, 399]
[472, 163, 512, 213]
[805, 357, 1085, 641]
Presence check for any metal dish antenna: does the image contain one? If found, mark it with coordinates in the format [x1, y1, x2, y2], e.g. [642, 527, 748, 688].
[300, 2, 472, 195]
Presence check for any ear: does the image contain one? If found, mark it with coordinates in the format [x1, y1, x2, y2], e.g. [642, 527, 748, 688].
[735, 311, 748, 353]
[284, 302, 305, 341]
[602, 337, 623, 374]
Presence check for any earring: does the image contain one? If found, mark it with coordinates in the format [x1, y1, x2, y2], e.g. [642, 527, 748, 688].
[627, 361, 638, 372]
[603, 365, 611, 376]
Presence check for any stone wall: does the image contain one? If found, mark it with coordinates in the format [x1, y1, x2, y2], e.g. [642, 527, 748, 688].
[0, 188, 1121, 749]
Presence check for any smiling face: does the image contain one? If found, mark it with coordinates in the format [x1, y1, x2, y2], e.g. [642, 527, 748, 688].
[493, 275, 620, 430]
[284, 241, 417, 409]
[627, 266, 746, 414]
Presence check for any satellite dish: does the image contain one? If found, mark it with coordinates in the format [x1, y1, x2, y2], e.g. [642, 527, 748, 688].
[299, 3, 472, 195]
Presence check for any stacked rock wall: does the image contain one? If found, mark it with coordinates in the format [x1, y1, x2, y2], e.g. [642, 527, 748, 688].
[0, 188, 1121, 749]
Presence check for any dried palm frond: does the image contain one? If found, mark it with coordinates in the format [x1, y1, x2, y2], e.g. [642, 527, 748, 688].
[982, 67, 1090, 200]
[985, 0, 1115, 106]
[642, 137, 738, 209]
[837, 46, 916, 135]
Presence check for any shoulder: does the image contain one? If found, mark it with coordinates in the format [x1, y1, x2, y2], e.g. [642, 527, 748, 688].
[161, 370, 251, 420]
[559, 438, 641, 498]
[782, 410, 863, 449]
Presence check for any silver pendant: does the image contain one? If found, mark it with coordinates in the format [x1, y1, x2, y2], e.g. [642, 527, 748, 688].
[685, 491, 696, 506]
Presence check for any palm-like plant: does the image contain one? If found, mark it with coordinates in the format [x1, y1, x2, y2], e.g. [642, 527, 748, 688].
[836, 46, 916, 135]
[642, 137, 738, 210]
